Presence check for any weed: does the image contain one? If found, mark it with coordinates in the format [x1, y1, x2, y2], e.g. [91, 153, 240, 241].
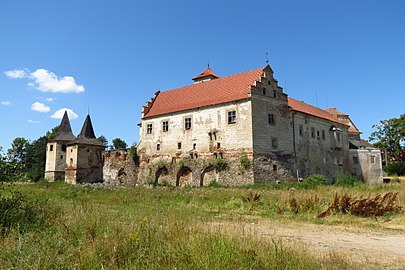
[239, 155, 251, 171]
[241, 191, 262, 210]
[334, 174, 362, 187]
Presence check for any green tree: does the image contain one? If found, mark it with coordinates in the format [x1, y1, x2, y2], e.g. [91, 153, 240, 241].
[97, 135, 108, 147]
[7, 137, 29, 163]
[112, 138, 128, 149]
[23, 135, 49, 181]
[370, 114, 405, 161]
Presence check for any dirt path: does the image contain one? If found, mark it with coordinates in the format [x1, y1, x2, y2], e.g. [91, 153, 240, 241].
[209, 220, 405, 269]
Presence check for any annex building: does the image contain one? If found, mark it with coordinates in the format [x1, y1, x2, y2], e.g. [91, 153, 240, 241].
[137, 64, 383, 186]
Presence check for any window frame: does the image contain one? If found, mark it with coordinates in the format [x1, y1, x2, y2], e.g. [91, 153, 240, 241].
[184, 117, 192, 130]
[271, 137, 278, 149]
[227, 110, 237, 124]
[162, 120, 169, 132]
[268, 113, 275, 125]
[146, 123, 153, 134]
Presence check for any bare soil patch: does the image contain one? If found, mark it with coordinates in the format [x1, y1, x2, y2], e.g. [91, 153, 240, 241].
[209, 220, 405, 269]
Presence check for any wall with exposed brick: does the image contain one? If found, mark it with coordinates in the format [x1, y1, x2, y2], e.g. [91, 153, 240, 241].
[103, 149, 138, 186]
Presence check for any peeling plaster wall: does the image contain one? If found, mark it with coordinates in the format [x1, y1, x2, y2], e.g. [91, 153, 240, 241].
[45, 142, 68, 181]
[350, 149, 383, 184]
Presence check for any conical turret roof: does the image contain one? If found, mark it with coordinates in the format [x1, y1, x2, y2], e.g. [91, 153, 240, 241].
[71, 114, 104, 146]
[53, 111, 76, 142]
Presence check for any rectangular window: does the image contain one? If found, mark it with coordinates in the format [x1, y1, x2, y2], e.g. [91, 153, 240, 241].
[262, 88, 266, 95]
[177, 142, 182, 149]
[162, 121, 169, 132]
[311, 127, 315, 138]
[268, 113, 275, 125]
[353, 156, 359, 164]
[50, 145, 54, 151]
[273, 165, 277, 172]
[322, 130, 325, 140]
[193, 143, 196, 150]
[370, 156, 375, 163]
[217, 142, 221, 148]
[62, 145, 66, 152]
[147, 124, 153, 134]
[317, 130, 320, 140]
[271, 138, 278, 148]
[299, 125, 303, 136]
[60, 155, 63, 160]
[156, 144, 160, 151]
[185, 117, 192, 130]
[228, 111, 236, 124]
[273, 90, 277, 98]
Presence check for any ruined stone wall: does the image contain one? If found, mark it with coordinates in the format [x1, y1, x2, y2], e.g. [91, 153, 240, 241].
[137, 151, 254, 187]
[45, 142, 68, 181]
[349, 149, 383, 184]
[103, 149, 138, 186]
[137, 100, 253, 159]
[293, 113, 350, 181]
[65, 144, 104, 184]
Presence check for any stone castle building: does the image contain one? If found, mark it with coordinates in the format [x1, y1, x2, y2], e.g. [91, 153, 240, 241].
[45, 64, 382, 186]
[137, 64, 382, 186]
[45, 111, 105, 184]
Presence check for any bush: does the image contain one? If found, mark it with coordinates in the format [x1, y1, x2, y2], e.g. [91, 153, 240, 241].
[300, 175, 327, 189]
[384, 161, 405, 176]
[239, 155, 251, 170]
[334, 174, 362, 187]
[0, 191, 59, 237]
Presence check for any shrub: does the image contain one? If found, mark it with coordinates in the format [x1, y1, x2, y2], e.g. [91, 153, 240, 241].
[300, 175, 327, 189]
[0, 191, 59, 236]
[216, 158, 228, 171]
[384, 161, 405, 176]
[239, 155, 251, 171]
[334, 174, 362, 187]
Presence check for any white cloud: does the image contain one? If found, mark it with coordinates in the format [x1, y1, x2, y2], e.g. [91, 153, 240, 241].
[31, 102, 50, 113]
[51, 108, 78, 120]
[1, 101, 12, 106]
[4, 68, 85, 94]
[28, 119, 41, 124]
[4, 69, 27, 79]
[46, 97, 55, 102]
[30, 69, 85, 93]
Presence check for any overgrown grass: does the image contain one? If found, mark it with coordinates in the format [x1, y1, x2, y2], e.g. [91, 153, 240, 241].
[0, 181, 403, 269]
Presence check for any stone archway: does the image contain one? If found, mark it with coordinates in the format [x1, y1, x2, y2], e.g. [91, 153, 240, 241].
[200, 165, 217, 186]
[155, 166, 169, 186]
[176, 166, 192, 187]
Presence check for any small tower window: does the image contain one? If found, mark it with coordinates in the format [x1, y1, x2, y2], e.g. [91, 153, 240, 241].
[322, 130, 326, 140]
[271, 138, 278, 148]
[193, 143, 196, 150]
[60, 155, 63, 160]
[268, 113, 275, 125]
[299, 125, 303, 136]
[311, 127, 315, 138]
[177, 142, 182, 149]
[262, 87, 266, 95]
[157, 144, 160, 151]
[217, 142, 221, 148]
[273, 90, 277, 98]
[62, 145, 66, 152]
[50, 145, 54, 151]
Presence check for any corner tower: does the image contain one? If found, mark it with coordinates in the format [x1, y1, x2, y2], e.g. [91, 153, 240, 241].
[65, 114, 105, 184]
[45, 111, 76, 181]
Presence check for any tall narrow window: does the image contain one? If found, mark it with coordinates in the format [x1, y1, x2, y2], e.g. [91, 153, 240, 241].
[228, 111, 236, 124]
[273, 90, 277, 98]
[311, 127, 315, 138]
[50, 145, 54, 151]
[162, 121, 169, 132]
[147, 124, 153, 134]
[370, 156, 375, 163]
[193, 143, 196, 150]
[62, 145, 67, 152]
[262, 88, 266, 95]
[268, 113, 275, 125]
[156, 144, 160, 151]
[185, 118, 192, 130]
[322, 130, 325, 140]
[271, 138, 278, 148]
[299, 125, 303, 136]
[177, 142, 182, 149]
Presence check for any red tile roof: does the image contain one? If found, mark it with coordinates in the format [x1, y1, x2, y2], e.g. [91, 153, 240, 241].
[192, 67, 220, 80]
[325, 108, 348, 116]
[288, 98, 346, 125]
[143, 67, 265, 118]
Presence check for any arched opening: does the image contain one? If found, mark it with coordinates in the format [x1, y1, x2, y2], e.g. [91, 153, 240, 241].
[155, 166, 169, 186]
[176, 166, 192, 187]
[200, 165, 217, 186]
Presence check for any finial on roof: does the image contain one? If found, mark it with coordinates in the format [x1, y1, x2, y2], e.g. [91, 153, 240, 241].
[266, 52, 269, 64]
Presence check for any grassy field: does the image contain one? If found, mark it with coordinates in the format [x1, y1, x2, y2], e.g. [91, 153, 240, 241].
[0, 181, 403, 269]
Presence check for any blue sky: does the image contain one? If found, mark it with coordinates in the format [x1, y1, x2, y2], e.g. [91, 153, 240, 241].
[1, 0, 404, 150]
